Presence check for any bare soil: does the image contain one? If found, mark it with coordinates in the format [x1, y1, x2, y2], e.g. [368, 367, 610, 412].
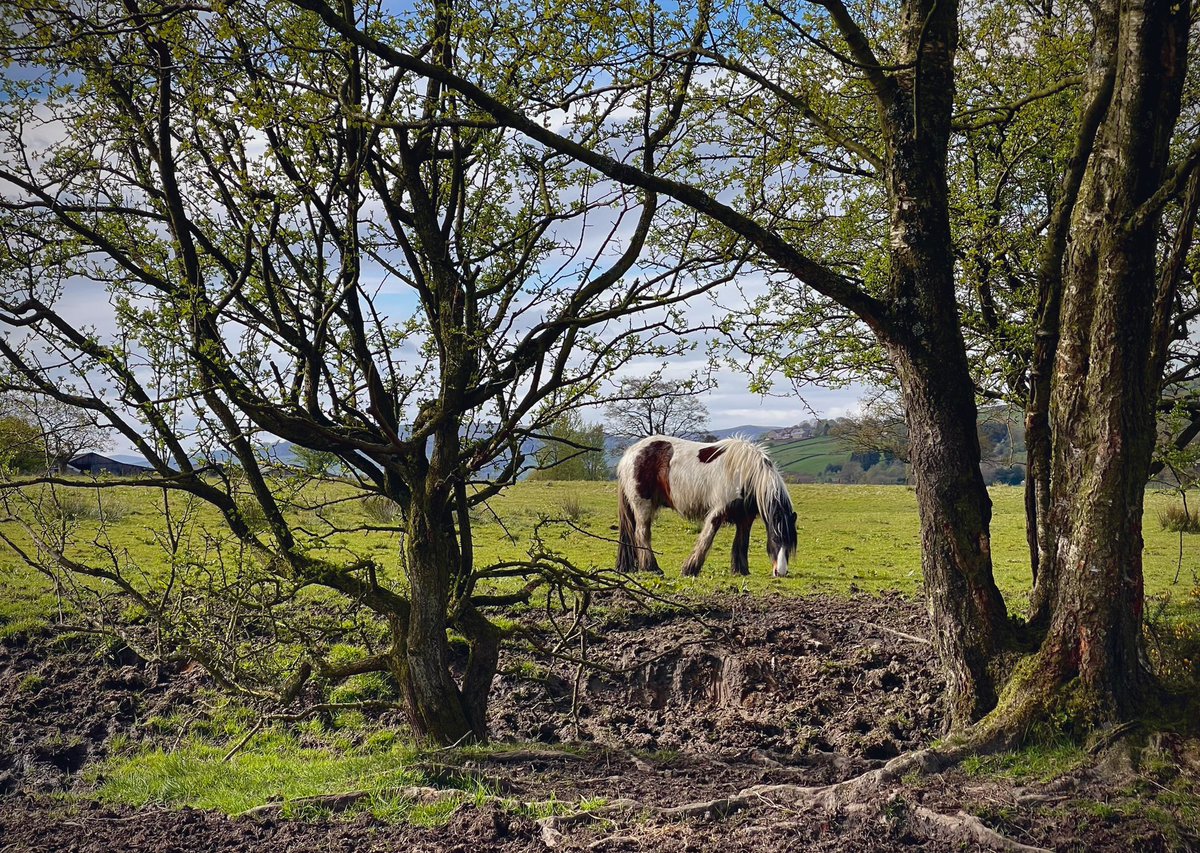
[1, 593, 1197, 852]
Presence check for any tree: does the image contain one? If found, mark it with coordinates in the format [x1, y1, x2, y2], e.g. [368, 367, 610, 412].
[0, 392, 110, 470]
[0, 0, 718, 743]
[296, 0, 1200, 740]
[530, 413, 609, 480]
[295, 0, 1015, 729]
[604, 377, 710, 440]
[0, 415, 44, 473]
[831, 394, 910, 464]
[987, 0, 1196, 733]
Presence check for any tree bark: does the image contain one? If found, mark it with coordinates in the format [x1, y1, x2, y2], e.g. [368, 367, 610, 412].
[891, 340, 1010, 724]
[393, 430, 495, 744]
[1024, 21, 1120, 627]
[397, 494, 480, 743]
[875, 0, 1011, 727]
[992, 0, 1191, 728]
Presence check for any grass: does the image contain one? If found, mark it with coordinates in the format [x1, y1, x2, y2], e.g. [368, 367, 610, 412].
[92, 726, 596, 824]
[960, 739, 1089, 783]
[3, 479, 1199, 827]
[1160, 503, 1200, 534]
[3, 481, 1200, 637]
[767, 434, 853, 476]
[94, 729, 427, 818]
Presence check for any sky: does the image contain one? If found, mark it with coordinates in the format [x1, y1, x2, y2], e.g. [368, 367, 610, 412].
[55, 285, 867, 458]
[1, 25, 873, 460]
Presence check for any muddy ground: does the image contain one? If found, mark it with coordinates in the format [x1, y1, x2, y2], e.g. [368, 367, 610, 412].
[1, 593, 1197, 852]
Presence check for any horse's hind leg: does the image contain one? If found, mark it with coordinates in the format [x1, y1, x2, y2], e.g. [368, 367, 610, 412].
[635, 505, 663, 575]
[681, 510, 724, 577]
[730, 514, 752, 576]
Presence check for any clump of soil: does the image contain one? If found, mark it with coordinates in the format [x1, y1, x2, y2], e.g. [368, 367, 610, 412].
[489, 592, 944, 789]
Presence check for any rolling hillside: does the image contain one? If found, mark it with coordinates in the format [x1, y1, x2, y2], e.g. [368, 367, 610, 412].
[766, 434, 855, 476]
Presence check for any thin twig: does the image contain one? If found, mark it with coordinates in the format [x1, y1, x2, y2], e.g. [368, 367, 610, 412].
[859, 621, 932, 646]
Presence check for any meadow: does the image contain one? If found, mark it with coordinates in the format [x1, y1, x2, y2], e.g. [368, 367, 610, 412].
[3, 479, 1199, 633]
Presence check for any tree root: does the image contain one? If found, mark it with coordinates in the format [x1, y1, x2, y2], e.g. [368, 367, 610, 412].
[237, 785, 451, 818]
[235, 740, 1058, 852]
[537, 799, 640, 848]
[659, 745, 956, 819]
[541, 744, 1049, 851]
[910, 806, 1050, 853]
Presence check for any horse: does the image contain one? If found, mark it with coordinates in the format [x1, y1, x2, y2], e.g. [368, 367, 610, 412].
[615, 435, 797, 577]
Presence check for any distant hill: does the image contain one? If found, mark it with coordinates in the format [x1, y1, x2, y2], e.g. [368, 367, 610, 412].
[767, 434, 856, 477]
[762, 407, 1027, 486]
[705, 425, 778, 441]
[106, 411, 1023, 486]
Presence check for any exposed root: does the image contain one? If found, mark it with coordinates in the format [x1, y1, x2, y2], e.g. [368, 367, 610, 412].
[545, 744, 1046, 851]
[660, 745, 953, 818]
[911, 806, 1051, 853]
[237, 785, 451, 818]
[859, 620, 933, 646]
[472, 748, 586, 764]
[537, 799, 640, 848]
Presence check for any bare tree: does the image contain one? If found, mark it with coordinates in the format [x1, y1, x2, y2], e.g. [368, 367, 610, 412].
[831, 393, 910, 464]
[0, 391, 111, 471]
[604, 377, 710, 440]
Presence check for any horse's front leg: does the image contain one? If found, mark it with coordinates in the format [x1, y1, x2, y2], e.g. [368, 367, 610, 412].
[681, 510, 724, 577]
[730, 514, 753, 576]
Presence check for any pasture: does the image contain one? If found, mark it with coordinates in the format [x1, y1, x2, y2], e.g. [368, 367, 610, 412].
[3, 480, 1199, 630]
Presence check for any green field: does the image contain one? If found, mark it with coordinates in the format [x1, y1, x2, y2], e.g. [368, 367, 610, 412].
[4, 479, 1198, 827]
[766, 435, 854, 476]
[3, 480, 1199, 632]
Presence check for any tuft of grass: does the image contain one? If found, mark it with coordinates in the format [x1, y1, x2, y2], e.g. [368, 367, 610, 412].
[44, 490, 132, 523]
[329, 672, 395, 705]
[17, 672, 47, 693]
[92, 731, 599, 828]
[1159, 504, 1200, 533]
[961, 739, 1087, 783]
[560, 492, 589, 524]
[94, 732, 428, 818]
[360, 494, 403, 524]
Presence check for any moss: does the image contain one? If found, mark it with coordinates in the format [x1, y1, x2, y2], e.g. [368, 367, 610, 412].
[18, 673, 47, 693]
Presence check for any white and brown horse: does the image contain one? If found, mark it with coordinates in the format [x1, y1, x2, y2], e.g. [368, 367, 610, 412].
[616, 435, 797, 577]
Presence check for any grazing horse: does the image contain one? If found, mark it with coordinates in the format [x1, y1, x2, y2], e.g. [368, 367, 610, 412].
[616, 435, 797, 577]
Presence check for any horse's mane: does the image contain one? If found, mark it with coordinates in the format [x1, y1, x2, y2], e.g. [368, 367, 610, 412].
[717, 436, 797, 555]
[714, 436, 782, 498]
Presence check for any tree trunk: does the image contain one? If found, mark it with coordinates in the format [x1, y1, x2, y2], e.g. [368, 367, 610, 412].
[889, 337, 1011, 726]
[860, 0, 1014, 729]
[397, 496, 481, 743]
[987, 0, 1191, 732]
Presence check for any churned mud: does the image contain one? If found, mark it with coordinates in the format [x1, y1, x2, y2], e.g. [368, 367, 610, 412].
[2, 594, 1197, 852]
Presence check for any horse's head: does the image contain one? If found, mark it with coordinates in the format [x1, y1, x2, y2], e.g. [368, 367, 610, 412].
[764, 493, 798, 577]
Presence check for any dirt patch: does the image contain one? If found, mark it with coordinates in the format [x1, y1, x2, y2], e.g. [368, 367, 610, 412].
[0, 630, 208, 797]
[484, 592, 943, 804]
[2, 594, 1197, 852]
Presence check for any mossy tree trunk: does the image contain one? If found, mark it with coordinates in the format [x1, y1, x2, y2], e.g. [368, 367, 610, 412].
[988, 0, 1192, 733]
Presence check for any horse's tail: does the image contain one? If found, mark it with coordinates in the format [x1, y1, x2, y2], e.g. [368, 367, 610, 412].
[616, 484, 638, 573]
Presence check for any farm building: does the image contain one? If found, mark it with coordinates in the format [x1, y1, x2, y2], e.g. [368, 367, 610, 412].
[67, 453, 153, 476]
